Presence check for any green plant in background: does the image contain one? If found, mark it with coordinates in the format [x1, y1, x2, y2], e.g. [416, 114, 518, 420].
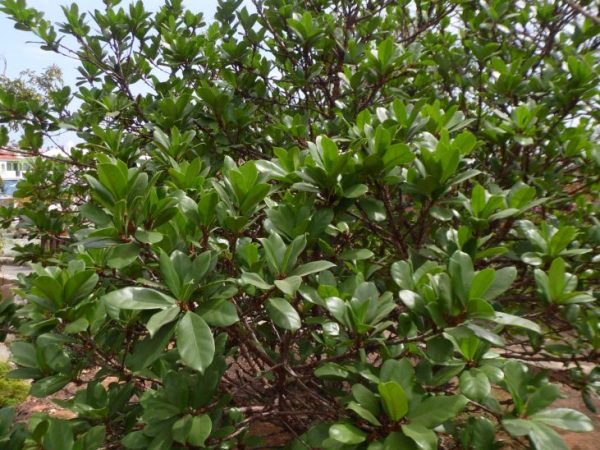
[0, 0, 597, 449]
[0, 361, 28, 407]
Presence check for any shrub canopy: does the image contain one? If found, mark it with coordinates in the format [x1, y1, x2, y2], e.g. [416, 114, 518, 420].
[0, 0, 598, 449]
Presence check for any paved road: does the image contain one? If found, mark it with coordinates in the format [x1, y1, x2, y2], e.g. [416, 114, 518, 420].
[0, 264, 31, 281]
[0, 343, 9, 362]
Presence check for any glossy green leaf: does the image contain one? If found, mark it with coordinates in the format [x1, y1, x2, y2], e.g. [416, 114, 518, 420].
[347, 401, 381, 426]
[449, 251, 474, 304]
[383, 432, 418, 450]
[343, 184, 368, 198]
[503, 419, 569, 450]
[328, 423, 367, 445]
[30, 375, 71, 397]
[525, 384, 561, 416]
[240, 271, 273, 290]
[492, 312, 541, 334]
[266, 298, 301, 331]
[460, 369, 491, 402]
[195, 299, 239, 327]
[378, 381, 408, 421]
[43, 419, 74, 450]
[391, 261, 413, 289]
[549, 227, 577, 256]
[409, 395, 468, 428]
[126, 325, 174, 371]
[351, 384, 381, 416]
[107, 243, 140, 269]
[172, 415, 192, 445]
[548, 258, 566, 301]
[530, 408, 593, 432]
[401, 423, 437, 450]
[102, 287, 176, 310]
[160, 250, 181, 297]
[469, 269, 495, 300]
[290, 260, 336, 277]
[188, 414, 212, 446]
[340, 248, 374, 260]
[146, 305, 180, 337]
[274, 275, 302, 296]
[176, 312, 215, 373]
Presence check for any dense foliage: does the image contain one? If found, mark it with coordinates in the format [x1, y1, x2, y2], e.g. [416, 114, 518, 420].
[0, 0, 598, 448]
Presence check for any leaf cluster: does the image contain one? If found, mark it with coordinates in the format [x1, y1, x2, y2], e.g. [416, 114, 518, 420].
[0, 0, 598, 449]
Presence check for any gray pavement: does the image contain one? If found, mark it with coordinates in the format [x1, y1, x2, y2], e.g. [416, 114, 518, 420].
[0, 264, 31, 281]
[0, 343, 10, 362]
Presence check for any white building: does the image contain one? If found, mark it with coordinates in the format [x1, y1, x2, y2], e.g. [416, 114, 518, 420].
[0, 148, 27, 197]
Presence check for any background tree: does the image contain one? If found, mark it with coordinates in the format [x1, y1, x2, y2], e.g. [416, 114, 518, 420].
[0, 63, 63, 107]
[0, 0, 598, 449]
[0, 62, 64, 136]
[0, 61, 78, 260]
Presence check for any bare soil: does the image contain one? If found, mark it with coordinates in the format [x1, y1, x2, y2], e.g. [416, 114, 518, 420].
[554, 386, 600, 450]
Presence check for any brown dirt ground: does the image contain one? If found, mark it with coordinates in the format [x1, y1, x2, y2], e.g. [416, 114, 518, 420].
[554, 385, 600, 450]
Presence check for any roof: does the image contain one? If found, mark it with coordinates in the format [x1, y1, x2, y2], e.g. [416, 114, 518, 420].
[0, 148, 23, 161]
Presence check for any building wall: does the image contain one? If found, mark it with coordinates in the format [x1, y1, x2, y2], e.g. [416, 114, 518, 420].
[0, 157, 27, 197]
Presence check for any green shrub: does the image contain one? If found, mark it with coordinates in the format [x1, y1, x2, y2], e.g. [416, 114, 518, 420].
[0, 361, 28, 407]
[0, 0, 598, 449]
